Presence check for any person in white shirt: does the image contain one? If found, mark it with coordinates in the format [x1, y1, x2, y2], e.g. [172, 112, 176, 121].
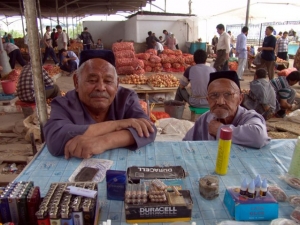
[228, 31, 235, 57]
[152, 41, 164, 54]
[214, 24, 230, 71]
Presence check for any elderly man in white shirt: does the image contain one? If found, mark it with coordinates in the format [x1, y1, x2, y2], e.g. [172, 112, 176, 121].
[152, 40, 164, 54]
[214, 24, 230, 71]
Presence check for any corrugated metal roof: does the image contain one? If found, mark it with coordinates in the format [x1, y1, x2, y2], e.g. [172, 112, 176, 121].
[0, 0, 153, 17]
[127, 10, 196, 18]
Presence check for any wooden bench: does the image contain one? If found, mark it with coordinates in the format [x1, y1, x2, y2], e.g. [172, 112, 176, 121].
[15, 100, 36, 118]
[189, 106, 209, 122]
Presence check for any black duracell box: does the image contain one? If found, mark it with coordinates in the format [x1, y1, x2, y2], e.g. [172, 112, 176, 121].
[127, 166, 186, 183]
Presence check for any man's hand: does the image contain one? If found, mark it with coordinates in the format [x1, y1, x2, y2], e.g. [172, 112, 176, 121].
[208, 120, 223, 137]
[63, 58, 68, 64]
[258, 47, 263, 52]
[64, 135, 106, 159]
[116, 118, 154, 137]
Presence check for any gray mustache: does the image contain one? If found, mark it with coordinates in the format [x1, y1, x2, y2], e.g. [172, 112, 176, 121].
[89, 92, 110, 98]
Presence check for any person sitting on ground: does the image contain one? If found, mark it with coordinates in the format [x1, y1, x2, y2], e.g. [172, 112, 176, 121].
[152, 40, 164, 55]
[95, 39, 104, 50]
[2, 38, 26, 69]
[241, 69, 276, 120]
[60, 48, 79, 76]
[183, 71, 270, 149]
[44, 50, 157, 158]
[270, 71, 300, 118]
[5, 33, 15, 44]
[17, 63, 61, 102]
[175, 49, 216, 108]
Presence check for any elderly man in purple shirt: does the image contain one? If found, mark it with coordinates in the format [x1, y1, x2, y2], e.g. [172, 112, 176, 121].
[184, 71, 270, 149]
[44, 50, 156, 158]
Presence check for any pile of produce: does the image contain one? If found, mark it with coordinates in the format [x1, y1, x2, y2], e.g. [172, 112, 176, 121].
[68, 42, 83, 52]
[147, 73, 179, 88]
[278, 68, 297, 76]
[136, 49, 195, 73]
[139, 100, 170, 122]
[112, 42, 145, 75]
[276, 57, 288, 63]
[119, 74, 148, 85]
[43, 65, 62, 77]
[1, 69, 21, 82]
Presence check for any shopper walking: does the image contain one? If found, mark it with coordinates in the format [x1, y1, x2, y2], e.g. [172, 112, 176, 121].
[80, 27, 94, 50]
[213, 24, 230, 71]
[56, 25, 68, 65]
[276, 31, 289, 60]
[235, 26, 249, 81]
[257, 26, 277, 80]
[43, 26, 59, 65]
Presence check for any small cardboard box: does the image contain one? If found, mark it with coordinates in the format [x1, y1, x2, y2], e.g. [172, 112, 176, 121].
[125, 190, 193, 223]
[223, 188, 278, 221]
[106, 170, 126, 201]
[127, 166, 186, 183]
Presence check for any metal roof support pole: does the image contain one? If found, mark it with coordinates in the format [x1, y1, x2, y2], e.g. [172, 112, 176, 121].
[36, 0, 43, 37]
[188, 0, 192, 15]
[18, 0, 25, 36]
[258, 23, 262, 46]
[56, 0, 59, 24]
[23, 0, 48, 137]
[164, 0, 166, 12]
[245, 0, 250, 27]
[65, 2, 68, 35]
[72, 16, 74, 39]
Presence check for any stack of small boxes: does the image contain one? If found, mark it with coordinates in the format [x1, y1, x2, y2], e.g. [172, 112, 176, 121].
[0, 181, 41, 225]
[35, 182, 98, 225]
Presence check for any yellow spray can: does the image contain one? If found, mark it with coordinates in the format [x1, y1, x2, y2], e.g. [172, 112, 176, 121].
[215, 127, 232, 175]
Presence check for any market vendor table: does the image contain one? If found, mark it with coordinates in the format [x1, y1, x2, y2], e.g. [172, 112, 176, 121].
[119, 83, 177, 104]
[15, 140, 299, 225]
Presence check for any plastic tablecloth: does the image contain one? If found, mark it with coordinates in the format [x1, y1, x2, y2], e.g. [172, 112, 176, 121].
[15, 140, 300, 225]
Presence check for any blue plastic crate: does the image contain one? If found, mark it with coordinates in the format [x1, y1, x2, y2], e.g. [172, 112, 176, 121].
[189, 106, 209, 114]
[0, 93, 15, 101]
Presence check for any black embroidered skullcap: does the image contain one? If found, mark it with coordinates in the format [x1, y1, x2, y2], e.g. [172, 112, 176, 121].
[79, 50, 115, 67]
[208, 71, 240, 89]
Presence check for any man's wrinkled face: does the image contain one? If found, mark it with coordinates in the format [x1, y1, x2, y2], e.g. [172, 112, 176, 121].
[75, 59, 118, 112]
[207, 79, 243, 119]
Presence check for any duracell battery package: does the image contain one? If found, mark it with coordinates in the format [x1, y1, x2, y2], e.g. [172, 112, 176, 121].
[127, 166, 186, 183]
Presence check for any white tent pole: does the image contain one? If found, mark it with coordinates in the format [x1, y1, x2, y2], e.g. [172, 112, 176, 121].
[245, 0, 250, 27]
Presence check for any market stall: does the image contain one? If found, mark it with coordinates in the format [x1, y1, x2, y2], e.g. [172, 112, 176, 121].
[14, 139, 300, 225]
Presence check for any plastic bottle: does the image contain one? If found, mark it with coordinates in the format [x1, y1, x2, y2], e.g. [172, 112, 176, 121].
[215, 127, 233, 175]
[240, 178, 248, 196]
[247, 179, 255, 199]
[260, 179, 268, 197]
[288, 136, 300, 178]
[255, 178, 261, 197]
